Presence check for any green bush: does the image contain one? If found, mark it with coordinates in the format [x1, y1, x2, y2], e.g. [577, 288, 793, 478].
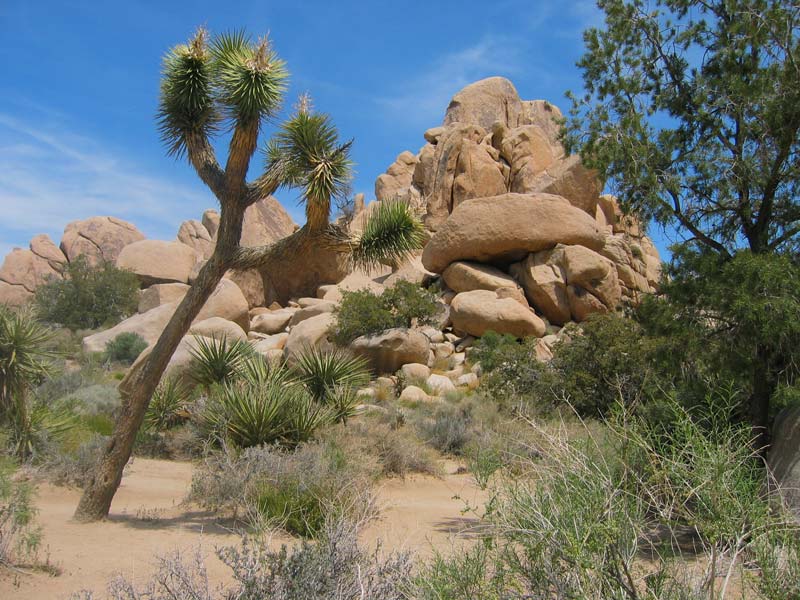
[0, 458, 41, 565]
[189, 335, 254, 388]
[34, 256, 139, 330]
[144, 378, 190, 432]
[331, 280, 439, 345]
[104, 332, 148, 365]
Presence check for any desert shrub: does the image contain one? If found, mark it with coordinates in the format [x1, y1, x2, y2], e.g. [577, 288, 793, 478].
[104, 332, 147, 365]
[34, 257, 139, 330]
[58, 383, 121, 419]
[0, 458, 41, 566]
[190, 441, 375, 538]
[415, 545, 502, 600]
[471, 331, 552, 412]
[71, 518, 412, 600]
[144, 378, 189, 432]
[189, 335, 254, 388]
[415, 403, 472, 455]
[294, 346, 370, 400]
[548, 313, 659, 417]
[45, 434, 107, 488]
[331, 280, 439, 344]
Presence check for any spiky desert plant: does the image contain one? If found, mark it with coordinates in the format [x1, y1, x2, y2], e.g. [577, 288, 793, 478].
[293, 346, 370, 402]
[189, 335, 253, 389]
[144, 378, 190, 432]
[76, 27, 424, 521]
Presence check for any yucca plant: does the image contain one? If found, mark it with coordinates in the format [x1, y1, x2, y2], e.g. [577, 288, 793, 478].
[79, 27, 425, 521]
[189, 336, 253, 389]
[324, 384, 361, 424]
[144, 378, 190, 432]
[294, 346, 370, 402]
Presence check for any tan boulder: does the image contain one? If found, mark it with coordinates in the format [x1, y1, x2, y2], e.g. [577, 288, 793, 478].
[60, 216, 145, 265]
[177, 219, 214, 260]
[0, 281, 33, 306]
[0, 247, 62, 296]
[283, 312, 336, 363]
[427, 373, 456, 396]
[188, 317, 247, 342]
[30, 234, 67, 271]
[82, 302, 176, 353]
[443, 77, 524, 130]
[422, 193, 605, 273]
[567, 284, 610, 322]
[240, 196, 296, 247]
[456, 372, 480, 390]
[400, 362, 431, 381]
[251, 309, 295, 335]
[321, 269, 386, 303]
[526, 155, 602, 215]
[138, 282, 190, 313]
[520, 100, 566, 153]
[510, 250, 571, 325]
[126, 334, 210, 388]
[350, 328, 431, 375]
[494, 124, 558, 194]
[251, 332, 289, 353]
[450, 289, 545, 339]
[116, 240, 198, 286]
[450, 140, 507, 210]
[195, 279, 250, 331]
[443, 261, 522, 296]
[224, 269, 268, 308]
[201, 209, 220, 239]
[375, 151, 419, 203]
[288, 301, 337, 327]
[399, 385, 432, 403]
[562, 245, 621, 309]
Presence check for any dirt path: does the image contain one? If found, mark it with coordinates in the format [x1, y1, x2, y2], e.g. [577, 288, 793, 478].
[1, 458, 488, 599]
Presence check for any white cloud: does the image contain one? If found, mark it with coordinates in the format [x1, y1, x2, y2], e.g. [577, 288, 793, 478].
[0, 111, 213, 251]
[375, 34, 534, 130]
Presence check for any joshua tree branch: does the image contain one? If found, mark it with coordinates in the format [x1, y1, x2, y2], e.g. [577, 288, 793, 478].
[186, 132, 226, 199]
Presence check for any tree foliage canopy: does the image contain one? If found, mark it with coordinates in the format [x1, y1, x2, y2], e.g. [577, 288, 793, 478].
[566, 0, 800, 256]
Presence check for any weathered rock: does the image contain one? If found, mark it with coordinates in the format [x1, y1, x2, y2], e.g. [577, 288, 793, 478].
[82, 302, 176, 353]
[321, 269, 386, 303]
[379, 254, 436, 288]
[60, 216, 145, 265]
[283, 312, 336, 362]
[224, 269, 268, 308]
[197, 278, 250, 331]
[567, 284, 609, 321]
[422, 193, 605, 273]
[289, 301, 337, 327]
[400, 362, 431, 382]
[188, 317, 247, 342]
[424, 127, 446, 144]
[427, 373, 456, 396]
[201, 209, 220, 239]
[138, 283, 190, 313]
[116, 240, 198, 286]
[450, 289, 545, 338]
[494, 124, 558, 194]
[350, 328, 431, 375]
[456, 372, 479, 390]
[252, 332, 289, 353]
[128, 334, 210, 387]
[0, 281, 33, 306]
[562, 245, 621, 309]
[768, 405, 800, 522]
[30, 234, 67, 271]
[240, 196, 296, 247]
[443, 261, 523, 297]
[399, 385, 432, 403]
[526, 155, 602, 215]
[0, 247, 62, 297]
[443, 76, 524, 130]
[520, 100, 566, 153]
[177, 219, 214, 259]
[251, 308, 296, 335]
[510, 251, 571, 325]
[450, 140, 507, 210]
[375, 151, 419, 203]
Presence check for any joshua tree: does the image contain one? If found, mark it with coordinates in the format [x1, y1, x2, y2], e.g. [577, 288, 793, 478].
[74, 28, 424, 521]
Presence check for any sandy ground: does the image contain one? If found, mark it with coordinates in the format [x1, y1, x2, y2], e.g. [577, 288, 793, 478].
[1, 458, 488, 599]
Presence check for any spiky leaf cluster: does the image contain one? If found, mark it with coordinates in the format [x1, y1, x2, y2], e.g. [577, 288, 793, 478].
[266, 110, 354, 227]
[157, 28, 288, 157]
[351, 200, 426, 270]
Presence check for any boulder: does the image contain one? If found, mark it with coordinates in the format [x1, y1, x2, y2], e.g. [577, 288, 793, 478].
[288, 301, 337, 327]
[321, 269, 386, 303]
[251, 309, 295, 335]
[125, 334, 210, 388]
[400, 363, 431, 382]
[240, 196, 296, 247]
[375, 151, 419, 203]
[82, 302, 176, 353]
[0, 247, 62, 298]
[399, 385, 432, 403]
[525, 154, 602, 215]
[224, 269, 268, 308]
[30, 234, 67, 271]
[252, 332, 289, 353]
[769, 405, 800, 522]
[510, 251, 571, 325]
[188, 317, 247, 342]
[443, 76, 524, 130]
[456, 372, 480, 390]
[138, 283, 190, 313]
[283, 312, 337, 363]
[60, 216, 145, 265]
[197, 278, 250, 331]
[201, 209, 220, 238]
[422, 193, 605, 273]
[449, 140, 507, 210]
[427, 373, 456, 396]
[177, 219, 214, 260]
[0, 281, 33, 306]
[562, 245, 621, 309]
[520, 100, 566, 152]
[350, 328, 431, 375]
[494, 124, 558, 194]
[116, 240, 198, 286]
[450, 289, 546, 338]
[443, 261, 523, 297]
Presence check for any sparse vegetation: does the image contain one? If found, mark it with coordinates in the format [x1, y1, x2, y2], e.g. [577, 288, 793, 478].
[331, 280, 439, 345]
[103, 332, 147, 365]
[34, 257, 139, 330]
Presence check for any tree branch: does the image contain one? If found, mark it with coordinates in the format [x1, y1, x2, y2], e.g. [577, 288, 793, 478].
[225, 119, 260, 197]
[185, 131, 226, 199]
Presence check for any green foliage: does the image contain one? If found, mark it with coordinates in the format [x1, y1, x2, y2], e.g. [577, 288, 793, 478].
[34, 257, 139, 330]
[189, 335, 254, 388]
[293, 346, 369, 423]
[104, 332, 147, 365]
[415, 403, 472, 455]
[566, 0, 800, 256]
[331, 280, 439, 345]
[471, 331, 551, 411]
[144, 378, 190, 432]
[350, 200, 427, 271]
[0, 458, 41, 566]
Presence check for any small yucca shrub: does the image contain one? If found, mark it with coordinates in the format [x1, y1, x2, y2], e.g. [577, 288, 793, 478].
[144, 378, 190, 432]
[189, 335, 253, 388]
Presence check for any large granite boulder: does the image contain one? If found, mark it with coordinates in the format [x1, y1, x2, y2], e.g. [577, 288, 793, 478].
[138, 283, 190, 313]
[450, 289, 546, 339]
[177, 219, 214, 260]
[283, 312, 336, 363]
[422, 193, 605, 273]
[240, 196, 296, 247]
[443, 76, 524, 130]
[188, 317, 247, 342]
[116, 240, 198, 286]
[60, 216, 145, 265]
[0, 241, 65, 305]
[350, 327, 431, 374]
[443, 261, 524, 297]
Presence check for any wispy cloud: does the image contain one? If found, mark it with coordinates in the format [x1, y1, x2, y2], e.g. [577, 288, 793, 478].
[375, 34, 533, 130]
[0, 110, 213, 252]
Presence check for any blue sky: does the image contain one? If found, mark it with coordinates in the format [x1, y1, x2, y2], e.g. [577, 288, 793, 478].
[0, 0, 675, 259]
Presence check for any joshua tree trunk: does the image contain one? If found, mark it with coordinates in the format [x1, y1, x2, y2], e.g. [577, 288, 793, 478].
[74, 255, 228, 521]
